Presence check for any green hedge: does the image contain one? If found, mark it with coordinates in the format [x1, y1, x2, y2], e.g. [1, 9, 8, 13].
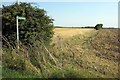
[95, 24, 103, 30]
[2, 2, 54, 46]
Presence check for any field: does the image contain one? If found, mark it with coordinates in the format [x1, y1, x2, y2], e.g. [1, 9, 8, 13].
[2, 28, 119, 78]
[52, 28, 95, 44]
[51, 28, 119, 78]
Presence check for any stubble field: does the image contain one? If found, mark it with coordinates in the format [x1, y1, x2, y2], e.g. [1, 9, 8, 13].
[52, 28, 95, 44]
[51, 28, 119, 78]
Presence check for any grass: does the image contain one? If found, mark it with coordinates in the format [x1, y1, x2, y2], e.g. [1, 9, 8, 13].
[48, 67, 85, 78]
[50, 29, 118, 78]
[2, 67, 41, 78]
[2, 29, 119, 78]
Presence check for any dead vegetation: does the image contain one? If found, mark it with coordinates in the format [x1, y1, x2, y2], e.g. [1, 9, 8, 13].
[50, 28, 119, 78]
[2, 28, 119, 78]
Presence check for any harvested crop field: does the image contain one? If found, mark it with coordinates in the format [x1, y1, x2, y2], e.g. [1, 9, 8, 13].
[89, 29, 119, 62]
[51, 28, 119, 78]
[52, 28, 95, 44]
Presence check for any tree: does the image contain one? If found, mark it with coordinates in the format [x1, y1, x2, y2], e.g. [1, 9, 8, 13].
[94, 24, 103, 30]
[2, 2, 54, 46]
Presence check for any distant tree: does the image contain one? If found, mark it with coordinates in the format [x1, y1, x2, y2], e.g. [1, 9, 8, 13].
[94, 24, 103, 30]
[2, 2, 54, 46]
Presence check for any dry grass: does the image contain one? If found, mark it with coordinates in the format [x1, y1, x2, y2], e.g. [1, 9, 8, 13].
[50, 28, 119, 78]
[52, 28, 95, 44]
[2, 28, 119, 78]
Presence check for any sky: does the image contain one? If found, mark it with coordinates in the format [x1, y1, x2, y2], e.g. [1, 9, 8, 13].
[1, 0, 120, 2]
[1, 0, 119, 28]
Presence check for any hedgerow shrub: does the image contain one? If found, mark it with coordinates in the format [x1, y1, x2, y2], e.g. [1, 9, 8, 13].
[95, 24, 103, 30]
[2, 2, 54, 46]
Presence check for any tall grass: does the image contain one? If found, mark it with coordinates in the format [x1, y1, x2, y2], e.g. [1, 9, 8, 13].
[2, 67, 41, 78]
[2, 36, 58, 77]
[2, 34, 96, 78]
[3, 30, 117, 78]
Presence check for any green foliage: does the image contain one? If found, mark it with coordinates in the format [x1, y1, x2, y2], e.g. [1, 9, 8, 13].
[2, 67, 41, 78]
[2, 2, 54, 45]
[49, 67, 85, 78]
[2, 50, 26, 71]
[95, 24, 103, 30]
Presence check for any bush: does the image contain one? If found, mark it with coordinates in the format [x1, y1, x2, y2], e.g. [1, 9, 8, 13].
[94, 24, 103, 30]
[2, 2, 54, 46]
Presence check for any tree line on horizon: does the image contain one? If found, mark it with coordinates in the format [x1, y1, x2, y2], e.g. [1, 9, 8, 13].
[54, 24, 103, 30]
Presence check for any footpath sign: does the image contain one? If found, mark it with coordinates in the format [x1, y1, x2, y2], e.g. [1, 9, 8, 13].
[18, 17, 26, 20]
